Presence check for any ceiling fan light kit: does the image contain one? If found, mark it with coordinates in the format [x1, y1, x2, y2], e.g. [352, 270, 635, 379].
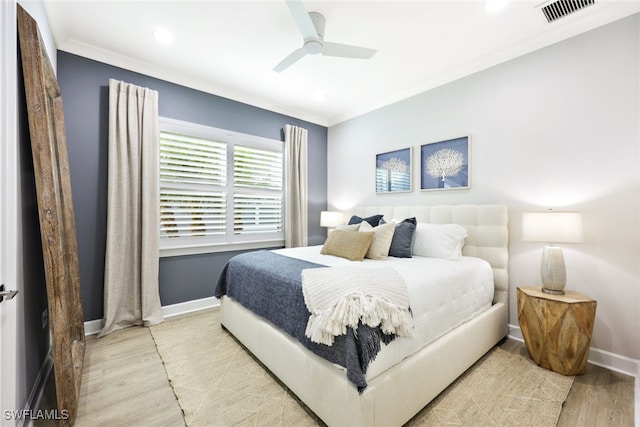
[274, 0, 377, 72]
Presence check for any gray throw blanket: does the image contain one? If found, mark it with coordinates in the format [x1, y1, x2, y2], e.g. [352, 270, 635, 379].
[215, 250, 396, 392]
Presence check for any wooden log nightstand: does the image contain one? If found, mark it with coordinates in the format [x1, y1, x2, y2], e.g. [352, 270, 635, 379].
[517, 286, 597, 376]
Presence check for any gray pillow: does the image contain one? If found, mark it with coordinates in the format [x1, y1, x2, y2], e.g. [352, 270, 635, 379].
[381, 217, 417, 258]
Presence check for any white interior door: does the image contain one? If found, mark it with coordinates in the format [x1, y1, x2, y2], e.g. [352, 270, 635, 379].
[1, 1, 19, 426]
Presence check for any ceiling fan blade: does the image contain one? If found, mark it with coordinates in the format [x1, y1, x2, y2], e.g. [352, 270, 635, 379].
[273, 48, 307, 72]
[323, 42, 376, 59]
[285, 0, 318, 40]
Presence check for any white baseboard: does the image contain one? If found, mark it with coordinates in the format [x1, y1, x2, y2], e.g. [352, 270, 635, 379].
[162, 296, 219, 318]
[83, 318, 103, 336]
[507, 323, 639, 378]
[83, 296, 220, 336]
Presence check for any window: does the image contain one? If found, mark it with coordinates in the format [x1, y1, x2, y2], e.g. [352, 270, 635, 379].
[233, 145, 283, 237]
[159, 118, 283, 256]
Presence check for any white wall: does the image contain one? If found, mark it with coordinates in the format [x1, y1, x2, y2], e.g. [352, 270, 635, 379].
[328, 15, 640, 361]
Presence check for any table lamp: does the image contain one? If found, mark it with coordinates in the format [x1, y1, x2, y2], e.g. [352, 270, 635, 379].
[320, 211, 344, 231]
[522, 211, 583, 295]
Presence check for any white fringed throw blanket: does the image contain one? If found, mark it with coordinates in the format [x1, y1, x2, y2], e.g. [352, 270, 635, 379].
[301, 267, 414, 346]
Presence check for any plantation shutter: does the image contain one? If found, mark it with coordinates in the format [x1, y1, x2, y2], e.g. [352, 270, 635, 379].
[160, 132, 227, 241]
[233, 145, 283, 236]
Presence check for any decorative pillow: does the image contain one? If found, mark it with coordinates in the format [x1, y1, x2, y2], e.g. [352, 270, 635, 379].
[321, 230, 375, 261]
[380, 217, 417, 258]
[359, 220, 396, 260]
[413, 223, 468, 260]
[348, 214, 383, 227]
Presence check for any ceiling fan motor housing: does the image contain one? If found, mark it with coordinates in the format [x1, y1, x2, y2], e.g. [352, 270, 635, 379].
[304, 39, 323, 54]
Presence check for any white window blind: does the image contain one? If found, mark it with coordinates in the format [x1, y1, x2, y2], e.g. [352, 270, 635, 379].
[233, 145, 283, 237]
[160, 132, 227, 186]
[159, 118, 284, 256]
[160, 132, 227, 242]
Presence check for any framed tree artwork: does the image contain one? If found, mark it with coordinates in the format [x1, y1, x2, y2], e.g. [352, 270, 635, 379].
[420, 136, 470, 191]
[376, 147, 412, 193]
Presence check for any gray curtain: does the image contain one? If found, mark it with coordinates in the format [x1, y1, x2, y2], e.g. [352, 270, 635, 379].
[99, 79, 163, 337]
[284, 124, 308, 248]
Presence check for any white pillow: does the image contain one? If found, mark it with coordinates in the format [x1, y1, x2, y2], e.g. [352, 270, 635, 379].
[336, 223, 361, 231]
[413, 223, 468, 260]
[359, 220, 396, 260]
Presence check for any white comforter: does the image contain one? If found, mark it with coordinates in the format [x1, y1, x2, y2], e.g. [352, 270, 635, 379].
[273, 245, 494, 380]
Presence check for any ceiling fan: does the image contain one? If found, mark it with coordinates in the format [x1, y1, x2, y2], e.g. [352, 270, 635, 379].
[274, 0, 377, 72]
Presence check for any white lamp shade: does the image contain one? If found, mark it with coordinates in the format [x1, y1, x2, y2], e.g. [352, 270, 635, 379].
[320, 211, 344, 228]
[522, 212, 583, 244]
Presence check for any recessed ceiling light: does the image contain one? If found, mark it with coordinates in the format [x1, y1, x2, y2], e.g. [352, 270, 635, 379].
[485, 0, 510, 13]
[313, 90, 326, 102]
[153, 28, 174, 45]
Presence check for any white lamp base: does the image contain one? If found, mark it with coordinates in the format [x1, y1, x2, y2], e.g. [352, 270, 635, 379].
[541, 246, 566, 295]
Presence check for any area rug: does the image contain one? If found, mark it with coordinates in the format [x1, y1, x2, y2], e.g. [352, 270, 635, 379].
[406, 346, 574, 426]
[150, 309, 574, 427]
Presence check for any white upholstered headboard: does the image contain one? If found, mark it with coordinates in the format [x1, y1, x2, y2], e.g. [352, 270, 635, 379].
[350, 204, 509, 306]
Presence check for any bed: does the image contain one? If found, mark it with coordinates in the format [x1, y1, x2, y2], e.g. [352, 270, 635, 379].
[217, 204, 509, 426]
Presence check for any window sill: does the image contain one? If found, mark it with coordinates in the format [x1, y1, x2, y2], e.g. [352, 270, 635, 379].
[160, 239, 285, 258]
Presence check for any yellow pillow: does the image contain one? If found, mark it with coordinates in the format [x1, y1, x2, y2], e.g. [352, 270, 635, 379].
[321, 230, 375, 261]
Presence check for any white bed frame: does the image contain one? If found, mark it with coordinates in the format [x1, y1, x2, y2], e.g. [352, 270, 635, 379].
[221, 204, 509, 426]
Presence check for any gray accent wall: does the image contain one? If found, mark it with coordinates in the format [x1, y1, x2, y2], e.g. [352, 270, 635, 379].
[56, 52, 328, 321]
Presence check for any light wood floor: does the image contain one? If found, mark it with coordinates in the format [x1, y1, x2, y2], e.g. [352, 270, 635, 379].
[37, 309, 635, 426]
[499, 340, 635, 427]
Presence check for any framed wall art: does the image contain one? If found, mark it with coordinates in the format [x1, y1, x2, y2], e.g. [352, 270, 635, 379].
[420, 136, 470, 191]
[376, 147, 412, 193]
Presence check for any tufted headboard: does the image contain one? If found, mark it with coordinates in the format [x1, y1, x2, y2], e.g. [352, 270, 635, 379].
[350, 204, 509, 306]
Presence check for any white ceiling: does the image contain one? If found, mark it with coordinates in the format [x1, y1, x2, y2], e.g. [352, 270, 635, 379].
[44, 0, 640, 126]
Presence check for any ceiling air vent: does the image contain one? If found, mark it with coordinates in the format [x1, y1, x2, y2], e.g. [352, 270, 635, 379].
[540, 0, 596, 23]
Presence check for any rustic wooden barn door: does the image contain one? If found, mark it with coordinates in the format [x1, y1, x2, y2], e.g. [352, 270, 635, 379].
[17, 6, 85, 426]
